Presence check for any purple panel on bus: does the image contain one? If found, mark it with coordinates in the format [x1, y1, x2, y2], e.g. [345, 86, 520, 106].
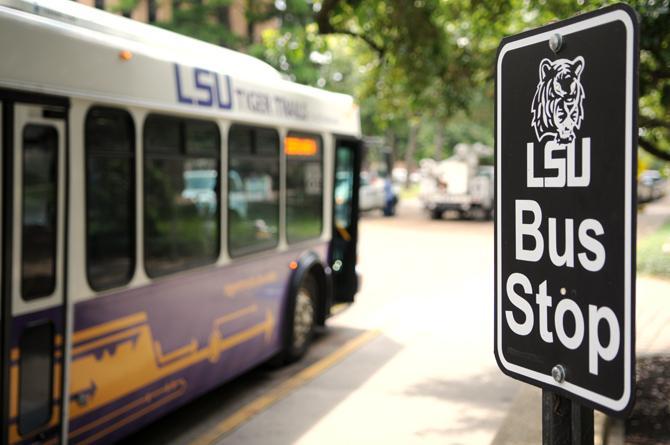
[66, 243, 327, 444]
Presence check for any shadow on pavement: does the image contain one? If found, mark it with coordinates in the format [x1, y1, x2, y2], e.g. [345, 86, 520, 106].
[403, 370, 517, 406]
[403, 370, 520, 437]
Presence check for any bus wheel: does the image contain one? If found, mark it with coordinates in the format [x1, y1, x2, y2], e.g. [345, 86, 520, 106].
[287, 274, 318, 361]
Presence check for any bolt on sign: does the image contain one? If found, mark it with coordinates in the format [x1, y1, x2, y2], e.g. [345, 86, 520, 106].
[494, 4, 638, 416]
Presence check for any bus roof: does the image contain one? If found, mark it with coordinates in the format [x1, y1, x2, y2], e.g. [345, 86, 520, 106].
[0, 0, 361, 136]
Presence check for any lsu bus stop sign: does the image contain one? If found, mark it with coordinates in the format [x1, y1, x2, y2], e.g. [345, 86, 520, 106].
[494, 5, 638, 415]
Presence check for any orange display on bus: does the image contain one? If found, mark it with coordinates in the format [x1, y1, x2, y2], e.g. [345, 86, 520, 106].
[285, 136, 319, 156]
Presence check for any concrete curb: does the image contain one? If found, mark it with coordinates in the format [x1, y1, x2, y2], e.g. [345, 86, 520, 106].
[601, 416, 625, 445]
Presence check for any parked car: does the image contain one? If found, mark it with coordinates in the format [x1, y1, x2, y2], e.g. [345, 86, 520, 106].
[638, 170, 667, 203]
[359, 172, 398, 216]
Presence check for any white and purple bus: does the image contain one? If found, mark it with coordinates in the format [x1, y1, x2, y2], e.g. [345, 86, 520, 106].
[0, 1, 362, 443]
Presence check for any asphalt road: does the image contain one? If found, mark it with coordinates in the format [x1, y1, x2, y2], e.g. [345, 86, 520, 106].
[122, 199, 521, 445]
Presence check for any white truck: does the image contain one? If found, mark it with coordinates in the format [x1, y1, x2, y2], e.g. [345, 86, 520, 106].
[419, 143, 494, 220]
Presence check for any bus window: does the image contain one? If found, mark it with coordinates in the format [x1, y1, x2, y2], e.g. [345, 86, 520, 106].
[285, 133, 323, 244]
[144, 115, 220, 277]
[22, 125, 58, 300]
[228, 125, 279, 257]
[85, 107, 135, 291]
[18, 321, 54, 434]
[185, 119, 220, 155]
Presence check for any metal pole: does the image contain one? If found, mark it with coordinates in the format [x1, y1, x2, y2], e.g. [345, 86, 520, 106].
[571, 398, 594, 445]
[543, 390, 572, 445]
[542, 390, 594, 445]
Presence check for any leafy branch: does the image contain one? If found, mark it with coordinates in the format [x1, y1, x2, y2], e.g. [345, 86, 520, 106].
[639, 138, 670, 162]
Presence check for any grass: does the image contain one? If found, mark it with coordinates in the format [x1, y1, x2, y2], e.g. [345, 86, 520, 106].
[399, 184, 420, 200]
[637, 222, 670, 279]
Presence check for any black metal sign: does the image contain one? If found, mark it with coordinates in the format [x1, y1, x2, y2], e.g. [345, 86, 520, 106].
[494, 4, 638, 416]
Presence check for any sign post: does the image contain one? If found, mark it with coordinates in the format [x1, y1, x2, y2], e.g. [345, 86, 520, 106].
[542, 391, 593, 444]
[494, 4, 639, 442]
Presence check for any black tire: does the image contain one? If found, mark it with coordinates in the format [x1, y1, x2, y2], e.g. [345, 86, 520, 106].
[473, 207, 489, 221]
[430, 209, 443, 220]
[284, 274, 318, 362]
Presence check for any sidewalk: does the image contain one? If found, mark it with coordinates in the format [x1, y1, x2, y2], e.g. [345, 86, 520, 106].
[637, 275, 670, 355]
[637, 182, 670, 237]
[492, 187, 670, 445]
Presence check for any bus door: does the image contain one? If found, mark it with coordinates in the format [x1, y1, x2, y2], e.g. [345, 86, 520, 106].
[2, 102, 67, 445]
[330, 138, 361, 303]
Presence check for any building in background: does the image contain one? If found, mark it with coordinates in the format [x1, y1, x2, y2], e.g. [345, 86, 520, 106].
[78, 0, 278, 46]
[77, 0, 171, 23]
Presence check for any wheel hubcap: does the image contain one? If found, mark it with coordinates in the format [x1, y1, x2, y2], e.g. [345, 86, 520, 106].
[293, 288, 314, 349]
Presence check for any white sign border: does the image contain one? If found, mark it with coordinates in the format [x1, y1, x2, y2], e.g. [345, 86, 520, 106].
[495, 9, 635, 412]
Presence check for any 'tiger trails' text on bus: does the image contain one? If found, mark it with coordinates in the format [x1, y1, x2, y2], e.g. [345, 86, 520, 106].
[0, 1, 362, 444]
[174, 63, 308, 120]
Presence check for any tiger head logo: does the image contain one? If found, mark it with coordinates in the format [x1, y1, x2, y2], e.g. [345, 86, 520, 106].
[531, 56, 585, 144]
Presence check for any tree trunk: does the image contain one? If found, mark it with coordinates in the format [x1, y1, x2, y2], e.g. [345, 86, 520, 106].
[385, 128, 397, 162]
[404, 121, 420, 188]
[246, 0, 256, 45]
[434, 123, 444, 160]
[216, 6, 231, 29]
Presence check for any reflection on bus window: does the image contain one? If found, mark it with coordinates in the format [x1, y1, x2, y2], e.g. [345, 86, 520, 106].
[22, 125, 58, 300]
[334, 148, 354, 229]
[86, 107, 135, 291]
[182, 169, 218, 215]
[228, 125, 279, 257]
[144, 115, 220, 277]
[228, 169, 247, 219]
[286, 134, 323, 244]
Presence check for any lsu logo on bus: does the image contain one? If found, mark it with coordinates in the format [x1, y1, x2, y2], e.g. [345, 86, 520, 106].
[174, 64, 233, 110]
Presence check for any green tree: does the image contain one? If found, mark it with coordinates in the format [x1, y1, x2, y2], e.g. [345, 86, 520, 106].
[635, 0, 670, 162]
[155, 0, 288, 51]
[311, 0, 519, 164]
[155, 0, 240, 49]
[310, 0, 670, 161]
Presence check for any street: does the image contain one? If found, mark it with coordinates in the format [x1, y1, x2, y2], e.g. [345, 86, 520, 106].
[123, 199, 521, 445]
